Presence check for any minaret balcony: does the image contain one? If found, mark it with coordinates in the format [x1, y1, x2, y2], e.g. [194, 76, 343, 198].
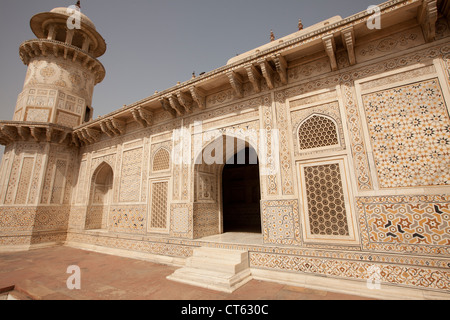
[19, 39, 105, 85]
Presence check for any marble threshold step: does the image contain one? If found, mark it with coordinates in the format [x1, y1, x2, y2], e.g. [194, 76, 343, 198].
[166, 247, 252, 293]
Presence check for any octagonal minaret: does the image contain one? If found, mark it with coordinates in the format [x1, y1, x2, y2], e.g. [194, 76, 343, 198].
[15, 3, 106, 127]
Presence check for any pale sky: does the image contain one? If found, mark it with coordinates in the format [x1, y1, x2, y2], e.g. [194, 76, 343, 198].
[0, 0, 383, 122]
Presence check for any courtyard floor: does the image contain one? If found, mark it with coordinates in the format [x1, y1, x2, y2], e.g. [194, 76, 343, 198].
[0, 246, 373, 300]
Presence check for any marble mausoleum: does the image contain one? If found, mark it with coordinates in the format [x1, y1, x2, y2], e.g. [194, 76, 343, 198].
[0, 0, 449, 299]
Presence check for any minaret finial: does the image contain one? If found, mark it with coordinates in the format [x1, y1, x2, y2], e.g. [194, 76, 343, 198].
[76, 1, 81, 9]
[270, 30, 275, 42]
[298, 19, 304, 31]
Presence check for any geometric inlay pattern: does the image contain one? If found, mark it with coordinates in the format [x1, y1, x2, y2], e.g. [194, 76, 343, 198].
[50, 159, 67, 204]
[360, 196, 450, 248]
[57, 111, 80, 127]
[25, 108, 50, 122]
[15, 157, 34, 204]
[304, 164, 349, 236]
[172, 207, 189, 234]
[265, 205, 296, 242]
[170, 203, 193, 239]
[85, 206, 105, 230]
[0, 206, 70, 232]
[76, 161, 87, 204]
[150, 181, 168, 230]
[362, 79, 450, 188]
[193, 202, 220, 239]
[299, 115, 339, 150]
[197, 173, 215, 201]
[249, 252, 450, 291]
[262, 199, 300, 245]
[120, 148, 143, 202]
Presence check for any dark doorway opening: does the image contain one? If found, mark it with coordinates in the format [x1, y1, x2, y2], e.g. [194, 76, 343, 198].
[222, 147, 261, 233]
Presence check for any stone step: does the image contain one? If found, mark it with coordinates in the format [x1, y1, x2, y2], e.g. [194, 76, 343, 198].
[167, 247, 252, 293]
[186, 256, 248, 274]
[167, 267, 252, 293]
[5, 290, 33, 300]
[192, 247, 248, 263]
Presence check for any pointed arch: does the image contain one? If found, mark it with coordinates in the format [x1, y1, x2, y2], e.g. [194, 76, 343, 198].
[193, 132, 260, 168]
[192, 134, 261, 238]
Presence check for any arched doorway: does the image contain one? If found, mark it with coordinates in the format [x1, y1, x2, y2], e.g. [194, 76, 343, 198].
[193, 135, 262, 238]
[85, 162, 113, 230]
[222, 147, 261, 233]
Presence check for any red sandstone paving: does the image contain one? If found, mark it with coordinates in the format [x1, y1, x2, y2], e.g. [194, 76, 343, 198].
[0, 246, 373, 300]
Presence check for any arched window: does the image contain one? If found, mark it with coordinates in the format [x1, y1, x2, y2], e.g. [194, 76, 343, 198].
[152, 148, 170, 172]
[298, 115, 339, 151]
